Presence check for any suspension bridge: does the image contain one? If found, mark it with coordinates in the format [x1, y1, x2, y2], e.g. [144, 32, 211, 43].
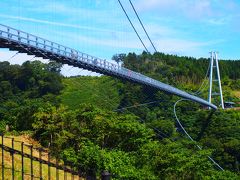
[0, 24, 217, 109]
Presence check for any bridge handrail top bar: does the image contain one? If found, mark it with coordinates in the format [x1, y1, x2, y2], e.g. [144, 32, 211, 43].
[0, 23, 104, 62]
[0, 23, 217, 109]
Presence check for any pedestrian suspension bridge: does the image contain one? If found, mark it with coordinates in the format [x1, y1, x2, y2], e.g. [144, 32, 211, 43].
[0, 24, 217, 109]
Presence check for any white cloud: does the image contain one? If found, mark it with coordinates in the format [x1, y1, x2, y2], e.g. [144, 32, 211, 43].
[135, 0, 238, 20]
[144, 23, 178, 37]
[136, 0, 176, 12]
[183, 1, 212, 19]
[206, 17, 230, 25]
[155, 38, 224, 56]
[24, 0, 121, 25]
[0, 14, 123, 34]
[75, 34, 144, 49]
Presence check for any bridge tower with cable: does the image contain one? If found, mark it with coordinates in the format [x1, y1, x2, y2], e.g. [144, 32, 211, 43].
[208, 51, 224, 109]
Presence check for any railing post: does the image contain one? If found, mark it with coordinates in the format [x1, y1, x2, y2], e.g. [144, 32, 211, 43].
[27, 34, 30, 44]
[7, 28, 10, 39]
[1, 134, 4, 180]
[78, 169, 81, 180]
[64, 161, 67, 180]
[39, 148, 43, 180]
[71, 166, 74, 180]
[11, 138, 14, 180]
[21, 142, 24, 180]
[64, 47, 67, 56]
[56, 157, 59, 180]
[48, 152, 51, 180]
[101, 171, 111, 180]
[18, 31, 20, 41]
[30, 145, 33, 180]
[36, 37, 38, 47]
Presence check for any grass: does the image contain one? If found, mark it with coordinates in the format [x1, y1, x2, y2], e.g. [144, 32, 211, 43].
[0, 135, 83, 179]
[232, 91, 240, 99]
[59, 76, 121, 110]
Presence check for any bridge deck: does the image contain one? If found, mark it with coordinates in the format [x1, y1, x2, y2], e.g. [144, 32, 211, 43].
[0, 24, 217, 109]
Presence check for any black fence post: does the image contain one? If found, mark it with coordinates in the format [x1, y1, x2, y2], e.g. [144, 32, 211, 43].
[21, 142, 24, 180]
[30, 145, 33, 180]
[64, 161, 67, 180]
[87, 169, 97, 180]
[39, 148, 43, 180]
[56, 157, 59, 180]
[48, 152, 51, 180]
[78, 169, 81, 180]
[1, 134, 4, 180]
[11, 138, 14, 180]
[71, 166, 74, 180]
[101, 171, 111, 180]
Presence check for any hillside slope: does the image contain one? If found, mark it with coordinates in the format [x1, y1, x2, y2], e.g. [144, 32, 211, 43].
[59, 76, 121, 110]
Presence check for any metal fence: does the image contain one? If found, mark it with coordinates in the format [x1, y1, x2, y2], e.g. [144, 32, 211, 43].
[0, 134, 82, 180]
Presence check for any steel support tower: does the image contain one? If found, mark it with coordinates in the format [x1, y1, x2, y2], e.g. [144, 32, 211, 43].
[208, 51, 224, 109]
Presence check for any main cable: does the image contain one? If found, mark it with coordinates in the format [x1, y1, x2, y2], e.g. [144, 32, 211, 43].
[129, 0, 157, 52]
[117, 0, 149, 53]
[173, 99, 224, 171]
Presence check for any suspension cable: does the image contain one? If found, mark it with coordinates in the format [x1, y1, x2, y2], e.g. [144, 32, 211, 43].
[114, 100, 162, 112]
[123, 107, 170, 139]
[26, 56, 36, 61]
[114, 98, 174, 139]
[193, 60, 211, 95]
[129, 0, 157, 52]
[117, 0, 149, 53]
[174, 99, 224, 171]
[5, 52, 19, 61]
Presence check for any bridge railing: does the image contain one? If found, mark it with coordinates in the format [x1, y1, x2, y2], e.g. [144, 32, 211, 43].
[0, 24, 123, 72]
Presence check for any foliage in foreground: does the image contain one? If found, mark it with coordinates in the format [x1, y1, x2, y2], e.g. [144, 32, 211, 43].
[32, 103, 239, 179]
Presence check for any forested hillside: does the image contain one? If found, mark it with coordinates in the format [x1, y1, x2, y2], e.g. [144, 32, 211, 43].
[0, 52, 240, 179]
[59, 76, 121, 110]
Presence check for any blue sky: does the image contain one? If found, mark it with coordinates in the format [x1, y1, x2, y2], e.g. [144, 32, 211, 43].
[0, 0, 240, 75]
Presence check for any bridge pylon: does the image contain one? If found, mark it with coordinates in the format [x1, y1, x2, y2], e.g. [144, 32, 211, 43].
[208, 51, 224, 109]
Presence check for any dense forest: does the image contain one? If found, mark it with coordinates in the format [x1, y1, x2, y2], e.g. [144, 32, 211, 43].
[0, 52, 240, 179]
